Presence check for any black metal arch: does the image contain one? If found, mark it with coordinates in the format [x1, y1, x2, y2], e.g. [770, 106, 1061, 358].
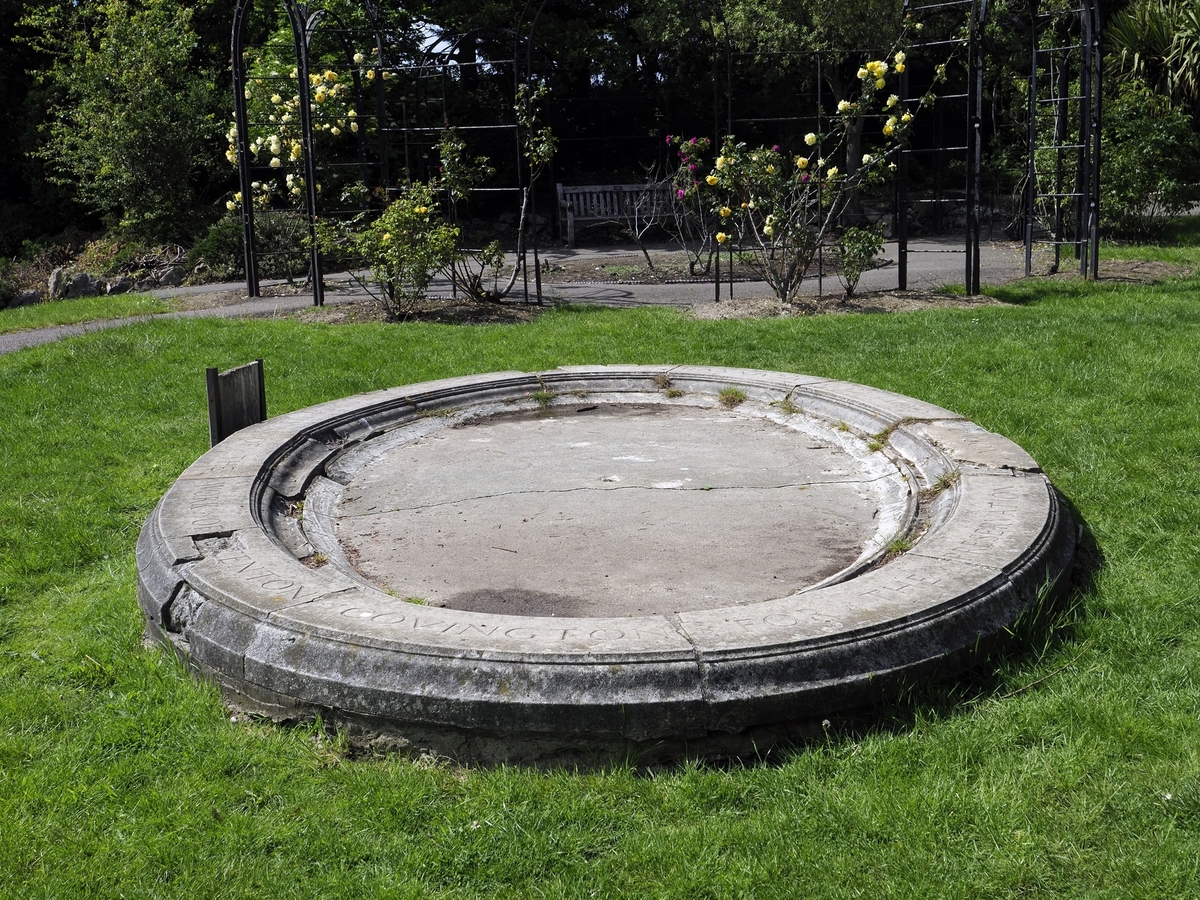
[232, 0, 1101, 302]
[892, 0, 988, 294]
[1024, 0, 1101, 278]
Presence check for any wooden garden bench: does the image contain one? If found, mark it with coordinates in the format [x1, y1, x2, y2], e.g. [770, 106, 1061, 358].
[555, 182, 675, 247]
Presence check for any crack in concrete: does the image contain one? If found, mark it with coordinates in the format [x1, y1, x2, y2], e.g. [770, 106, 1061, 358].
[330, 473, 901, 518]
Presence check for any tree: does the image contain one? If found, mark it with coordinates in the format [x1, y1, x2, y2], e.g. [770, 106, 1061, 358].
[20, 0, 226, 240]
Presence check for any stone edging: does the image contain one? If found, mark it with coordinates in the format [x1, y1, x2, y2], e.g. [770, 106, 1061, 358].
[136, 366, 1075, 765]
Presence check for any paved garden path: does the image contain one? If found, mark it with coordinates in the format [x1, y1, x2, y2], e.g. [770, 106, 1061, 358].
[0, 237, 1046, 356]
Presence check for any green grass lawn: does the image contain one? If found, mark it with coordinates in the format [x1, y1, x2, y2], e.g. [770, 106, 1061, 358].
[0, 292, 170, 334]
[2, 255, 1199, 897]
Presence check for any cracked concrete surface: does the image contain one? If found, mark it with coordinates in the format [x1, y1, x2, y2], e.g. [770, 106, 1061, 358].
[335, 404, 903, 616]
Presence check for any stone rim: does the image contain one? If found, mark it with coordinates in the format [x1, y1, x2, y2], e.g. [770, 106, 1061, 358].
[137, 365, 1075, 764]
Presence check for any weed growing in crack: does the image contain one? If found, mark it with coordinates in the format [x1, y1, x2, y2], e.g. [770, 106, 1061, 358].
[919, 468, 963, 502]
[774, 395, 801, 415]
[718, 387, 747, 409]
[530, 389, 556, 409]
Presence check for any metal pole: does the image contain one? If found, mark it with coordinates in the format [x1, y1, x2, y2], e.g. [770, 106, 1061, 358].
[1025, 0, 1038, 277]
[285, 1, 325, 306]
[231, 0, 259, 298]
[896, 23, 909, 291]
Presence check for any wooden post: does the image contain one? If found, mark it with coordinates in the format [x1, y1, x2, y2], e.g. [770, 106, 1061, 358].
[207, 358, 267, 447]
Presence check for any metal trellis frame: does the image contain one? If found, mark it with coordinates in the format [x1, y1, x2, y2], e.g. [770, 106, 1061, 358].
[1024, 0, 1101, 278]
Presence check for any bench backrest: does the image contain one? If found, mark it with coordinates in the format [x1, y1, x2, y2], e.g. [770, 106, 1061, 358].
[557, 183, 674, 220]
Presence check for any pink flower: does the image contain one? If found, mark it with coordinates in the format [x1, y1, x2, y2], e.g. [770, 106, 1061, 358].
[772, 144, 780, 152]
[677, 188, 685, 198]
[666, 135, 673, 144]
[688, 163, 696, 171]
[801, 174, 810, 182]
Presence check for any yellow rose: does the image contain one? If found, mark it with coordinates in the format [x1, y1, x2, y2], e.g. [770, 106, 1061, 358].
[805, 132, 817, 146]
[719, 206, 732, 218]
[716, 232, 729, 244]
[706, 174, 719, 186]
[796, 156, 809, 170]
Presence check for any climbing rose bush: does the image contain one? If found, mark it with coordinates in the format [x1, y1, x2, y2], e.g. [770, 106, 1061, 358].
[666, 32, 957, 302]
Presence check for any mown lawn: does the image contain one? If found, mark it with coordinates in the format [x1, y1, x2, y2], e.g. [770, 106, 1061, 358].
[0, 293, 169, 335]
[1, 248, 1199, 897]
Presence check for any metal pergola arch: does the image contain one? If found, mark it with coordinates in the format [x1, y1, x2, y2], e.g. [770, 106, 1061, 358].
[1024, 0, 1101, 278]
[232, 0, 1101, 303]
[894, 0, 987, 295]
[232, 0, 540, 305]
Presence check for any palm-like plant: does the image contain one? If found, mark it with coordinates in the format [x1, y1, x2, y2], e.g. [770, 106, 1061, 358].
[1107, 0, 1200, 115]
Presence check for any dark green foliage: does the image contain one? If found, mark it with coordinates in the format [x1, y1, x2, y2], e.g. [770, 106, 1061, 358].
[1101, 85, 1199, 238]
[188, 212, 313, 282]
[19, 0, 227, 241]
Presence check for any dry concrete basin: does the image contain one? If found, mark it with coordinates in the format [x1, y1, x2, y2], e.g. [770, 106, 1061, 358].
[137, 366, 1075, 765]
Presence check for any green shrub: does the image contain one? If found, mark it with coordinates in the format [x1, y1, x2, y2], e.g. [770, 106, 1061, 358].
[188, 211, 312, 282]
[835, 223, 886, 297]
[1101, 85, 1200, 239]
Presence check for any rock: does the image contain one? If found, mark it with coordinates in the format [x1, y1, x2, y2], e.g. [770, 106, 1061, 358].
[107, 276, 134, 295]
[156, 265, 185, 287]
[48, 267, 67, 300]
[65, 272, 101, 298]
[497, 212, 519, 225]
[135, 279, 157, 292]
[1, 289, 42, 310]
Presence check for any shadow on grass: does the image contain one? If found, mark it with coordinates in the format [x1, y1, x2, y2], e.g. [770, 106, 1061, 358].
[662, 500, 1103, 775]
[804, 511, 1096, 762]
